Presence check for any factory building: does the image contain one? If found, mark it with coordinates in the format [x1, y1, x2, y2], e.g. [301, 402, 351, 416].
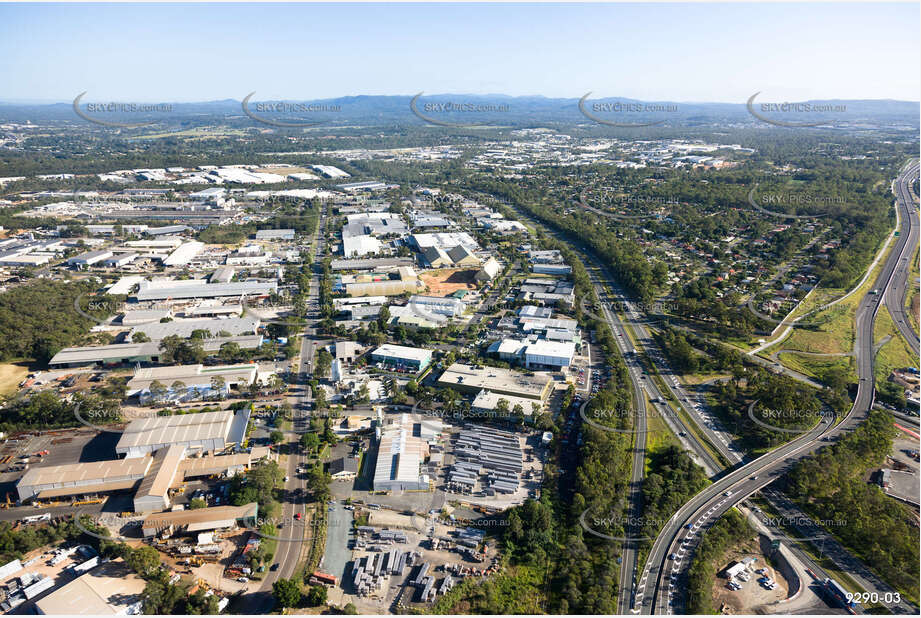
[437, 363, 553, 402]
[103, 252, 139, 268]
[163, 241, 204, 266]
[129, 316, 260, 340]
[407, 295, 466, 318]
[330, 256, 414, 271]
[210, 266, 235, 283]
[115, 408, 251, 458]
[474, 257, 501, 283]
[523, 340, 576, 369]
[47, 335, 262, 368]
[125, 362, 262, 398]
[140, 502, 258, 537]
[34, 559, 146, 616]
[17, 447, 262, 510]
[370, 344, 433, 373]
[66, 250, 114, 268]
[448, 425, 523, 495]
[410, 232, 479, 252]
[255, 229, 295, 240]
[121, 308, 172, 326]
[133, 279, 277, 301]
[343, 235, 382, 258]
[532, 263, 572, 275]
[471, 390, 541, 417]
[373, 414, 444, 492]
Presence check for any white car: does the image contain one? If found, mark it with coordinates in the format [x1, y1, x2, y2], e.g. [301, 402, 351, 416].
[723, 490, 733, 497]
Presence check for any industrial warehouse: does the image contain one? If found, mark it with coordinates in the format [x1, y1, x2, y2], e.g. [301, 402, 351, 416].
[437, 363, 554, 402]
[16, 409, 262, 511]
[372, 414, 445, 492]
[47, 335, 263, 368]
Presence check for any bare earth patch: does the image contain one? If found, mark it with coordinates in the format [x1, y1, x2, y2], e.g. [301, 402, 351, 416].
[419, 268, 479, 295]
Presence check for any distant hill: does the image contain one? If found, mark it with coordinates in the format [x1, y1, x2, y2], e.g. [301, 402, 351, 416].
[0, 94, 916, 128]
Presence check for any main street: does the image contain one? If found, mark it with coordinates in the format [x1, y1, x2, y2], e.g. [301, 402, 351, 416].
[248, 208, 328, 611]
[637, 163, 920, 616]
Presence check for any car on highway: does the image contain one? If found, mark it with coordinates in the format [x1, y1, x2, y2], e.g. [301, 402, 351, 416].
[294, 512, 302, 520]
[723, 490, 732, 496]
[270, 563, 279, 571]
[668, 553, 677, 560]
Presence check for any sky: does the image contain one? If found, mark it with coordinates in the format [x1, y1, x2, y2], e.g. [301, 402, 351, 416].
[0, 2, 918, 103]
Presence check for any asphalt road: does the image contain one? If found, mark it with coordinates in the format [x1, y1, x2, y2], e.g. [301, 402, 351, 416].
[246, 209, 327, 611]
[884, 160, 920, 358]
[583, 281, 648, 614]
[637, 164, 921, 616]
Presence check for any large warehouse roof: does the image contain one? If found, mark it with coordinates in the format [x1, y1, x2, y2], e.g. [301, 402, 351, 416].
[163, 241, 204, 266]
[141, 502, 258, 536]
[129, 317, 259, 340]
[373, 414, 440, 491]
[437, 362, 553, 401]
[115, 409, 236, 453]
[48, 335, 262, 367]
[19, 457, 152, 490]
[371, 344, 433, 363]
[133, 279, 277, 301]
[126, 363, 258, 394]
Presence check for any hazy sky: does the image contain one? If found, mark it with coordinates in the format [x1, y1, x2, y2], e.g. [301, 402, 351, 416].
[0, 3, 918, 103]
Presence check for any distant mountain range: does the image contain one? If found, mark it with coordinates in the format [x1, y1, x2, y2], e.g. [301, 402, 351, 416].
[0, 94, 917, 127]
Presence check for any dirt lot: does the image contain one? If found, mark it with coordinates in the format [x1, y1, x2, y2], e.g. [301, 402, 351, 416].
[419, 269, 478, 295]
[0, 362, 29, 396]
[711, 538, 789, 613]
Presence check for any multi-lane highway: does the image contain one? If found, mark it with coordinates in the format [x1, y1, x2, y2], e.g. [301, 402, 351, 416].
[582, 289, 648, 614]
[637, 164, 921, 616]
[885, 161, 920, 358]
